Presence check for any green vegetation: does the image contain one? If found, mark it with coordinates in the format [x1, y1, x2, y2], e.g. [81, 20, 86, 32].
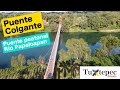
[0, 65, 46, 79]
[1, 12, 120, 79]
[11, 54, 26, 67]
[89, 55, 120, 66]
[57, 35, 120, 79]
[0, 35, 120, 79]
[54, 54, 120, 79]
[59, 38, 90, 62]
[0, 54, 47, 79]
[1, 11, 120, 33]
[94, 34, 120, 57]
[42, 11, 120, 32]
[11, 54, 46, 67]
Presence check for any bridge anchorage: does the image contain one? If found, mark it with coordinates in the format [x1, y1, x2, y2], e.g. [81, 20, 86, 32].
[44, 16, 62, 79]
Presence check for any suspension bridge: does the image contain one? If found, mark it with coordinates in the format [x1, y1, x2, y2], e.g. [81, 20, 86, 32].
[44, 16, 62, 79]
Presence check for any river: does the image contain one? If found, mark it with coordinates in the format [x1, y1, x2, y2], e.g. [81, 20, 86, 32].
[0, 32, 120, 68]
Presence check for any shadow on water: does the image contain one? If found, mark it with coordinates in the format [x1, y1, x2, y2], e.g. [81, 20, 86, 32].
[0, 32, 120, 68]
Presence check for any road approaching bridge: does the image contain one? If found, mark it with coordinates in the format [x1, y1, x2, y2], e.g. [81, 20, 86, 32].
[44, 16, 62, 79]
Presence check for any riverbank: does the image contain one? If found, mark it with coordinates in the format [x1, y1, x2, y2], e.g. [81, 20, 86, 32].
[100, 29, 120, 32]
[41, 29, 120, 32]
[1, 28, 120, 33]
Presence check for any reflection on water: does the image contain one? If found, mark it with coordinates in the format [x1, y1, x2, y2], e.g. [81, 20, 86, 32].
[89, 42, 101, 55]
[0, 32, 120, 68]
[112, 48, 120, 55]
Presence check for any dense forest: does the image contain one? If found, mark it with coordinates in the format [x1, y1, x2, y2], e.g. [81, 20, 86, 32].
[1, 11, 120, 32]
[42, 11, 120, 32]
[0, 11, 120, 79]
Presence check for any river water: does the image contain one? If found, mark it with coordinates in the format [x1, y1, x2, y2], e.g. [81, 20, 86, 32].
[0, 32, 120, 68]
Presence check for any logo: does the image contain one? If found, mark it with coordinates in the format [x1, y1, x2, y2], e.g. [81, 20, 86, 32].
[80, 66, 120, 79]
[92, 69, 99, 76]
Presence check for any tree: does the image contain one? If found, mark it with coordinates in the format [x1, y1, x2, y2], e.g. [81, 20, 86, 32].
[47, 14, 59, 32]
[66, 38, 91, 61]
[27, 58, 37, 65]
[0, 64, 47, 79]
[78, 16, 88, 29]
[99, 34, 120, 55]
[62, 14, 73, 32]
[110, 54, 120, 66]
[11, 56, 19, 67]
[90, 56, 113, 66]
[93, 46, 109, 57]
[37, 56, 45, 64]
[99, 17, 108, 28]
[17, 54, 26, 66]
[11, 54, 26, 67]
[58, 49, 71, 62]
[87, 14, 101, 31]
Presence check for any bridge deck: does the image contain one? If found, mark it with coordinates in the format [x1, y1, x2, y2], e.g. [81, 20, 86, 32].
[44, 23, 62, 79]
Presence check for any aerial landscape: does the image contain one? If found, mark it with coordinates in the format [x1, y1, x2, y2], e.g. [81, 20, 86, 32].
[0, 11, 120, 79]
